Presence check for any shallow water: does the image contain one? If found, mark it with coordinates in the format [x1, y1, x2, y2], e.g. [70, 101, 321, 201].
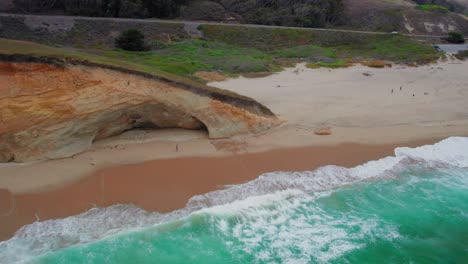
[1, 137, 467, 264]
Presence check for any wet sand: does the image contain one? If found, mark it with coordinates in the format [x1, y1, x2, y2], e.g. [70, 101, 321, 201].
[0, 138, 440, 241]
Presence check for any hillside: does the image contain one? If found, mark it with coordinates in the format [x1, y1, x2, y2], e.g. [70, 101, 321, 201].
[3, 0, 467, 35]
[0, 13, 442, 73]
[344, 0, 468, 34]
[179, 0, 345, 28]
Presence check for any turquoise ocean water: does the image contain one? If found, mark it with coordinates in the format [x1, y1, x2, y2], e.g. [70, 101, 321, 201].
[1, 137, 467, 264]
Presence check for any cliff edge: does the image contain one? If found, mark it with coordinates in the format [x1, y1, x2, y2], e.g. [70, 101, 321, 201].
[0, 55, 279, 162]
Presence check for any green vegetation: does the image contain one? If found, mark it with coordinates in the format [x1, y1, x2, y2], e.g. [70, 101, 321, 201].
[103, 39, 273, 76]
[99, 40, 357, 76]
[0, 28, 441, 81]
[199, 25, 320, 51]
[334, 35, 441, 63]
[445, 32, 465, 44]
[102, 34, 439, 75]
[0, 38, 187, 82]
[415, 4, 449, 13]
[200, 25, 441, 64]
[412, 0, 465, 14]
[273, 45, 336, 59]
[115, 29, 147, 51]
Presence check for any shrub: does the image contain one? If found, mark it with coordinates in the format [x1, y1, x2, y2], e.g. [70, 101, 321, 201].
[415, 4, 449, 13]
[454, 50, 468, 60]
[115, 29, 147, 51]
[445, 32, 465, 44]
[412, 0, 465, 14]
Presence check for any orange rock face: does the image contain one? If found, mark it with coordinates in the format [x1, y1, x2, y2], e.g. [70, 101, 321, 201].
[314, 127, 332, 136]
[0, 60, 278, 162]
[361, 61, 392, 68]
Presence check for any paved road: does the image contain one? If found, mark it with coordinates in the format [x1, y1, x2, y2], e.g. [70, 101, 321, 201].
[435, 44, 468, 54]
[1, 12, 463, 40]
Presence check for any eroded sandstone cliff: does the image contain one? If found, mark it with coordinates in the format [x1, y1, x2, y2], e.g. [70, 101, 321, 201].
[0, 55, 279, 162]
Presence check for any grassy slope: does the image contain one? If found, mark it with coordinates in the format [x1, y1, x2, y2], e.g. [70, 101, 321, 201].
[100, 40, 343, 76]
[0, 38, 193, 83]
[100, 39, 274, 77]
[199, 25, 441, 64]
[0, 25, 440, 79]
[334, 35, 441, 63]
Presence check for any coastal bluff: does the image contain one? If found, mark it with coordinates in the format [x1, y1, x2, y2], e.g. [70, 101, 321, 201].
[0, 55, 279, 162]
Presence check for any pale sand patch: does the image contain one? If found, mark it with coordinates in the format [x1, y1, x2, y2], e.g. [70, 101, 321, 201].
[210, 61, 468, 129]
[1, 60, 468, 194]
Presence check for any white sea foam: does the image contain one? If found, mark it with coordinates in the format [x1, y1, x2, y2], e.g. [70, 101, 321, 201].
[196, 190, 401, 263]
[395, 137, 468, 168]
[189, 137, 468, 209]
[1, 137, 467, 263]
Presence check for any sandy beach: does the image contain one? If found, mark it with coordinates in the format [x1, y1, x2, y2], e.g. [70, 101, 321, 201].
[1, 59, 468, 241]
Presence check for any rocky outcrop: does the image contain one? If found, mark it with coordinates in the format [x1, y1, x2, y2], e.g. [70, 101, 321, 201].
[0, 55, 279, 162]
[314, 127, 332, 136]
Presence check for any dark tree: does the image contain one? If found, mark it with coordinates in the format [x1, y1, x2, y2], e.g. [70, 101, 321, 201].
[12, 0, 346, 28]
[445, 32, 465, 44]
[115, 29, 147, 51]
[147, 0, 178, 18]
[13, 0, 60, 12]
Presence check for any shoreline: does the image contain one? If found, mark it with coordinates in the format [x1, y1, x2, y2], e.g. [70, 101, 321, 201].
[0, 138, 446, 241]
[1, 59, 467, 242]
[2, 124, 468, 195]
